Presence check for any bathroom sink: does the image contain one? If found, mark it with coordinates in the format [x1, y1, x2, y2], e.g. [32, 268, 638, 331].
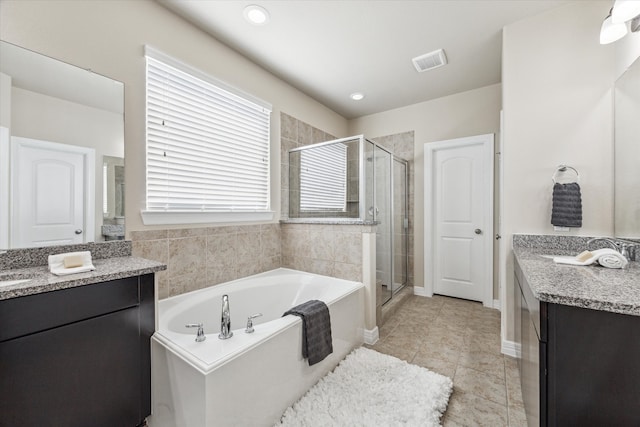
[0, 279, 31, 288]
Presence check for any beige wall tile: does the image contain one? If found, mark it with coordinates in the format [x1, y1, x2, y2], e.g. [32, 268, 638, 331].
[237, 230, 262, 261]
[207, 233, 238, 269]
[281, 112, 298, 141]
[207, 265, 236, 286]
[168, 236, 206, 278]
[335, 231, 362, 265]
[167, 227, 207, 238]
[298, 121, 313, 146]
[130, 229, 167, 241]
[308, 228, 334, 261]
[260, 224, 281, 255]
[237, 259, 262, 278]
[334, 262, 361, 282]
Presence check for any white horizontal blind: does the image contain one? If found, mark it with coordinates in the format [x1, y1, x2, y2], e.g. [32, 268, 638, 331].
[300, 143, 347, 211]
[145, 52, 271, 212]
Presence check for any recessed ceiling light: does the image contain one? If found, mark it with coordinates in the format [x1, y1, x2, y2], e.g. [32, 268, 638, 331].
[350, 92, 365, 101]
[243, 5, 270, 25]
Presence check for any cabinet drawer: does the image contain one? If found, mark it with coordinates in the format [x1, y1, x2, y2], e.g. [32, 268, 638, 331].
[0, 277, 139, 342]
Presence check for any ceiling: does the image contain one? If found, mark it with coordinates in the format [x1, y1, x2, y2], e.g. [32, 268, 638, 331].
[158, 0, 567, 119]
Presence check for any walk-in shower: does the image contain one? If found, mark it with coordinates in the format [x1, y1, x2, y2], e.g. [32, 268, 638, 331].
[288, 135, 409, 307]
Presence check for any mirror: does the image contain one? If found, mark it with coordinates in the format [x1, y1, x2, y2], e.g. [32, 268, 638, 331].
[614, 55, 640, 239]
[0, 40, 124, 248]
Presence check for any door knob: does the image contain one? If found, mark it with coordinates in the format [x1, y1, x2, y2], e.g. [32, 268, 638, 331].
[474, 229, 482, 235]
[75, 229, 83, 235]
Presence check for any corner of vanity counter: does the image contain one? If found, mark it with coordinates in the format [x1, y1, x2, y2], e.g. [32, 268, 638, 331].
[513, 236, 640, 317]
[0, 256, 167, 301]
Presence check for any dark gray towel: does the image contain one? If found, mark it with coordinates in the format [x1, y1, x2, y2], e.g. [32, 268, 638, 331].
[551, 182, 582, 227]
[283, 300, 333, 366]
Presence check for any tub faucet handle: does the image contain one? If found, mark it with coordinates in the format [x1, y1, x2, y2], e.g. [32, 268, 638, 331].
[245, 313, 263, 334]
[185, 323, 206, 342]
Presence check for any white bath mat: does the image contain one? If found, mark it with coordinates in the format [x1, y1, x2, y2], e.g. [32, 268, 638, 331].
[275, 347, 453, 426]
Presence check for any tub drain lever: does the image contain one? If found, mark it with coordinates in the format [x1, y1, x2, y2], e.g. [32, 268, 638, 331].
[245, 313, 263, 334]
[185, 323, 206, 342]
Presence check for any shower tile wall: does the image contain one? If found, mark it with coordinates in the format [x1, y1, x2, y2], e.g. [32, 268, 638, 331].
[281, 112, 338, 219]
[371, 131, 415, 287]
[280, 112, 375, 283]
[131, 224, 281, 299]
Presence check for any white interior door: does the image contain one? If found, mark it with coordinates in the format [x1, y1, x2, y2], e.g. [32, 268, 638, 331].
[11, 136, 94, 248]
[424, 134, 494, 306]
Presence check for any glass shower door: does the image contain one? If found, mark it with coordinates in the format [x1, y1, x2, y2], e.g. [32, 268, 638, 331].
[393, 158, 408, 292]
[374, 145, 392, 306]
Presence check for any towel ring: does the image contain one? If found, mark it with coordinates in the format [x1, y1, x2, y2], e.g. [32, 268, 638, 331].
[552, 164, 580, 184]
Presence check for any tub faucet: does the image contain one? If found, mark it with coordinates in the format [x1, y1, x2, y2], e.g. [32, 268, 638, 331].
[218, 294, 233, 340]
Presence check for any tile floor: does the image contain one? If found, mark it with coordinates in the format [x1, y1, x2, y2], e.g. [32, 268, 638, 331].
[367, 294, 527, 427]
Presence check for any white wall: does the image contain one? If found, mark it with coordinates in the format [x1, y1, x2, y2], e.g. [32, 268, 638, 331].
[501, 1, 616, 342]
[349, 83, 502, 293]
[615, 23, 640, 79]
[0, 0, 348, 233]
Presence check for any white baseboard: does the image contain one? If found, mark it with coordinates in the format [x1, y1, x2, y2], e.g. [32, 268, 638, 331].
[363, 327, 379, 345]
[502, 339, 521, 358]
[493, 299, 501, 310]
[413, 286, 430, 297]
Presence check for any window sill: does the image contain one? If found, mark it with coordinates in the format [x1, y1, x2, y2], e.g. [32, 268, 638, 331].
[140, 210, 275, 225]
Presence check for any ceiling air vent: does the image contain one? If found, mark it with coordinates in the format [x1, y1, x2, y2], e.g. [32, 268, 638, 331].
[412, 49, 447, 72]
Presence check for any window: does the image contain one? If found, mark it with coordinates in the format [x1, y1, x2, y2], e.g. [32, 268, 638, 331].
[299, 143, 347, 212]
[143, 47, 272, 224]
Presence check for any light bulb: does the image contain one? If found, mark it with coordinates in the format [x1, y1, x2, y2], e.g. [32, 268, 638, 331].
[243, 5, 270, 25]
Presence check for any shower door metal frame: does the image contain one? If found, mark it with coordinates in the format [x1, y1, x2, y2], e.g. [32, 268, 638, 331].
[392, 154, 409, 294]
[367, 140, 409, 302]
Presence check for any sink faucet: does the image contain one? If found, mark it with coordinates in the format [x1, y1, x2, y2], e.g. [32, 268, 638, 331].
[218, 294, 233, 340]
[587, 237, 638, 262]
[587, 237, 620, 251]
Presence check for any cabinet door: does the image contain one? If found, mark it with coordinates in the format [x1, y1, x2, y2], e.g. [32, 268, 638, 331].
[0, 308, 141, 427]
[547, 303, 640, 425]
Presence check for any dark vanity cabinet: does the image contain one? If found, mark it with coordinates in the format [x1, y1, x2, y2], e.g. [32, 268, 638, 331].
[0, 274, 155, 427]
[515, 261, 640, 426]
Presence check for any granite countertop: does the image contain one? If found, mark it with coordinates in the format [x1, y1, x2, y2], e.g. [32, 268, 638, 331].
[513, 246, 640, 316]
[0, 256, 166, 301]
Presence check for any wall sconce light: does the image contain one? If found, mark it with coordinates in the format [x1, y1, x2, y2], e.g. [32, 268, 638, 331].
[612, 0, 640, 24]
[600, 8, 628, 44]
[601, 1, 640, 45]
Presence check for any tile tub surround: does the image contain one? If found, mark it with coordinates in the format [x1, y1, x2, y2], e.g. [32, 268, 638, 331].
[131, 224, 282, 299]
[513, 238, 640, 316]
[0, 240, 132, 270]
[281, 223, 374, 283]
[0, 256, 166, 300]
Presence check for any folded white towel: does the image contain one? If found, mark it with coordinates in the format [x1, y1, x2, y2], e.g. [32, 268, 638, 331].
[553, 248, 628, 269]
[48, 251, 96, 276]
[597, 251, 628, 269]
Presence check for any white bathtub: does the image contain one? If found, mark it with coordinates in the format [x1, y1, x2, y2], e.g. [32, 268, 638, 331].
[150, 268, 365, 427]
